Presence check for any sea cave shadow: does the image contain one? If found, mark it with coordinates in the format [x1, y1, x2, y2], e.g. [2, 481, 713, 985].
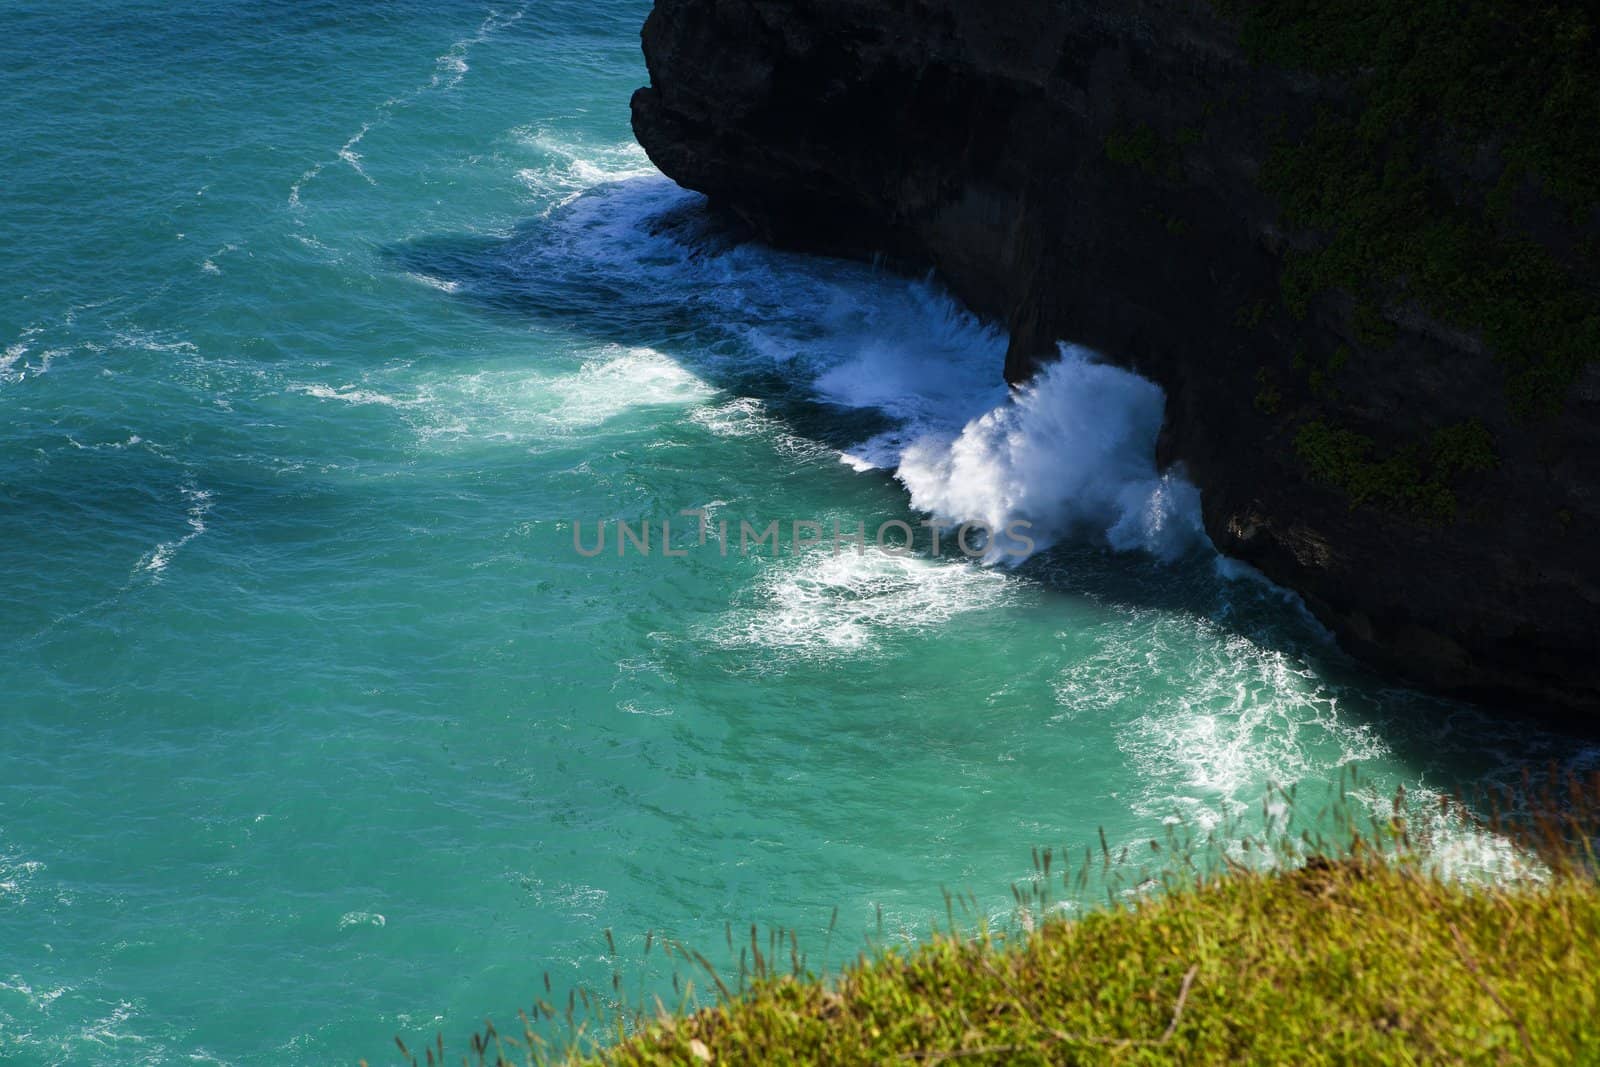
[382, 175, 1600, 813]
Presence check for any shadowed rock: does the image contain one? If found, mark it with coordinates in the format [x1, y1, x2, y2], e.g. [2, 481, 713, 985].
[630, 0, 1600, 717]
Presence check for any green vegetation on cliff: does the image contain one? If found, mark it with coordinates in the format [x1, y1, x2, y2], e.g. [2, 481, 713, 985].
[390, 778, 1600, 1066]
[1222, 0, 1599, 413]
[1214, 1, 1599, 519]
[1295, 416, 1497, 522]
[576, 859, 1599, 1065]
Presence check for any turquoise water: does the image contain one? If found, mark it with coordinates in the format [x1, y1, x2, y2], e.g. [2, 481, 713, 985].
[0, 3, 1590, 1062]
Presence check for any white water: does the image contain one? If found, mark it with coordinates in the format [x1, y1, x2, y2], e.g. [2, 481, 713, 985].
[514, 173, 1207, 570]
[896, 346, 1207, 564]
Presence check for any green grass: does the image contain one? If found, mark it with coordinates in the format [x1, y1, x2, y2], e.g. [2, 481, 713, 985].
[384, 773, 1600, 1066]
[589, 859, 1600, 1065]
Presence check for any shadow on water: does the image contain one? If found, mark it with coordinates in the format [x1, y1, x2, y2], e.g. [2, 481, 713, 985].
[385, 185, 902, 456]
[383, 175, 1600, 802]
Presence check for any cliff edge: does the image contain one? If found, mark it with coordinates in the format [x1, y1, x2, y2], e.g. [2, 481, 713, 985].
[631, 0, 1600, 716]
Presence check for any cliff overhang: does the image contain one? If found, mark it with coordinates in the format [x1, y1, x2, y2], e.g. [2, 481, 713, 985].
[631, 0, 1600, 718]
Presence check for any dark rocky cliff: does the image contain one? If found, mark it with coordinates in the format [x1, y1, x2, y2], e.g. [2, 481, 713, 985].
[630, 0, 1600, 716]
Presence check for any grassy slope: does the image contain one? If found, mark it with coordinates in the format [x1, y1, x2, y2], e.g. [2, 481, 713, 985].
[585, 859, 1599, 1065]
[394, 778, 1600, 1066]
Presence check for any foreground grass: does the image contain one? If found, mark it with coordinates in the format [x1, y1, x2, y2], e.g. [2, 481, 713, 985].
[581, 858, 1598, 1065]
[392, 777, 1600, 1066]
[417, 858, 1600, 1065]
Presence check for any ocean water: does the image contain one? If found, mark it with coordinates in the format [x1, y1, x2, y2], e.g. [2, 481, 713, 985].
[0, 2, 1592, 1063]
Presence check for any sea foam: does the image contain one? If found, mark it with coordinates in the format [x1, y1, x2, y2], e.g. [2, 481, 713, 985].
[709, 548, 1013, 661]
[137, 484, 214, 580]
[512, 159, 1208, 567]
[895, 347, 1207, 563]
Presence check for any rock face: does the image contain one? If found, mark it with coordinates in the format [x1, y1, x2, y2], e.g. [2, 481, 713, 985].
[631, 0, 1600, 716]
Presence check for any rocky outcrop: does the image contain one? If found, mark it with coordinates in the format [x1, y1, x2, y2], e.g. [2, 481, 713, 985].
[631, 0, 1600, 717]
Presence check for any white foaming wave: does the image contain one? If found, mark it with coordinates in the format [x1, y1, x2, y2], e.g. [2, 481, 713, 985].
[1332, 781, 1540, 883]
[2, 326, 70, 386]
[529, 170, 1203, 566]
[291, 383, 417, 409]
[520, 176, 702, 318]
[287, 164, 319, 210]
[337, 911, 387, 930]
[292, 123, 377, 208]
[426, 6, 524, 93]
[551, 346, 713, 429]
[516, 137, 659, 211]
[406, 346, 714, 446]
[527, 169, 931, 343]
[404, 271, 461, 294]
[708, 549, 1013, 661]
[513, 877, 609, 922]
[895, 346, 1207, 564]
[200, 241, 239, 275]
[1090, 616, 1385, 830]
[137, 484, 214, 580]
[838, 450, 880, 473]
[0, 848, 44, 905]
[808, 282, 1009, 436]
[290, 5, 527, 209]
[77, 1000, 144, 1051]
[337, 122, 376, 185]
[28, 349, 66, 379]
[0, 974, 68, 1013]
[689, 396, 830, 460]
[519, 168, 1016, 470]
[114, 330, 197, 356]
[432, 52, 469, 89]
[66, 434, 144, 452]
[0, 994, 189, 1067]
[1, 341, 27, 383]
[1212, 555, 1337, 641]
[287, 348, 711, 448]
[689, 396, 772, 439]
[1081, 610, 1561, 883]
[787, 280, 1011, 472]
